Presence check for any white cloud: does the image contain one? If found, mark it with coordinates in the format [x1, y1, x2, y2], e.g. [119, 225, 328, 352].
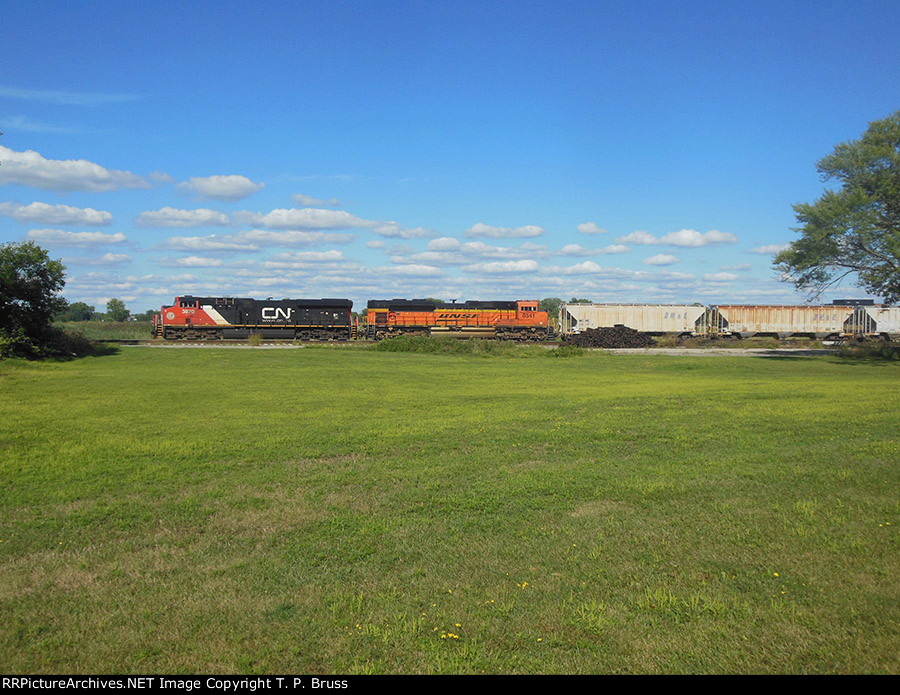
[558, 243, 630, 256]
[375, 264, 444, 277]
[161, 234, 259, 253]
[235, 229, 354, 247]
[171, 256, 224, 267]
[465, 223, 545, 239]
[0, 201, 113, 226]
[643, 254, 679, 266]
[62, 253, 132, 266]
[461, 260, 539, 274]
[135, 207, 230, 227]
[616, 230, 657, 245]
[291, 193, 340, 207]
[577, 222, 607, 235]
[428, 237, 462, 251]
[366, 240, 386, 249]
[149, 171, 175, 184]
[236, 207, 377, 230]
[0, 115, 85, 134]
[393, 238, 548, 267]
[558, 261, 606, 275]
[748, 243, 790, 255]
[25, 229, 127, 246]
[269, 250, 345, 263]
[659, 229, 738, 247]
[551, 262, 642, 277]
[703, 272, 738, 282]
[0, 86, 140, 105]
[372, 222, 435, 239]
[177, 175, 264, 202]
[0, 146, 149, 192]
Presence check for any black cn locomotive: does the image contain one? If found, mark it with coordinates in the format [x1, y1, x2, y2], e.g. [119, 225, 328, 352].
[153, 296, 354, 340]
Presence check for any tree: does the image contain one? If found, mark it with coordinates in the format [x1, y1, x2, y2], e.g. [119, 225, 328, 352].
[105, 298, 130, 322]
[775, 110, 900, 303]
[539, 297, 562, 316]
[131, 309, 155, 322]
[56, 300, 95, 322]
[0, 241, 66, 356]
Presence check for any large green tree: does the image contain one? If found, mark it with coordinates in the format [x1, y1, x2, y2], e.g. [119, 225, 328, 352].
[0, 241, 67, 356]
[105, 297, 130, 322]
[775, 110, 900, 303]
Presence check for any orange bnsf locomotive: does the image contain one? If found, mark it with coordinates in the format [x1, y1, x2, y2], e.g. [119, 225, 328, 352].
[366, 298, 553, 341]
[153, 296, 354, 340]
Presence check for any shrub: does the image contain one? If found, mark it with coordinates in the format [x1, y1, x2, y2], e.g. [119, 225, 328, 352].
[369, 335, 563, 358]
[0, 325, 94, 360]
[549, 344, 585, 358]
[838, 343, 900, 361]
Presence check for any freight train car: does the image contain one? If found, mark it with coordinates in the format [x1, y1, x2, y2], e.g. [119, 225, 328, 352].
[153, 296, 353, 340]
[709, 305, 855, 339]
[559, 303, 706, 336]
[849, 306, 900, 340]
[366, 299, 552, 340]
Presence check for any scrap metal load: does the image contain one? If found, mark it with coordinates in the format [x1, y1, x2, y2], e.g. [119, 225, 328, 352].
[562, 325, 655, 348]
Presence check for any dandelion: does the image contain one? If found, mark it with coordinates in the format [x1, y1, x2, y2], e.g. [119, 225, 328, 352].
[537, 638, 543, 642]
[455, 623, 461, 627]
[773, 572, 779, 577]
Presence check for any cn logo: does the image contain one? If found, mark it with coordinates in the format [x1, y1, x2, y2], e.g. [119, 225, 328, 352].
[262, 307, 293, 320]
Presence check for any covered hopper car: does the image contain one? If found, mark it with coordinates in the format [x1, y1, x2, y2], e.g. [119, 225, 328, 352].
[153, 296, 353, 340]
[559, 302, 898, 340]
[559, 304, 706, 336]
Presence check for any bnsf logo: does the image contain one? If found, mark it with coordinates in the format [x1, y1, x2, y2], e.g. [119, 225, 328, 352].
[439, 313, 478, 319]
[262, 307, 293, 320]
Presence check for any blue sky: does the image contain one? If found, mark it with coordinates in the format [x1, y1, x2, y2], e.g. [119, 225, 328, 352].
[2, 0, 898, 313]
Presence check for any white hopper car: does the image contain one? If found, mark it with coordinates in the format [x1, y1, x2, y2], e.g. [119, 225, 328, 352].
[559, 303, 898, 339]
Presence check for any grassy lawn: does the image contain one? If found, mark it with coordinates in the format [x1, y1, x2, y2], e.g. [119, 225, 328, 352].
[0, 346, 897, 674]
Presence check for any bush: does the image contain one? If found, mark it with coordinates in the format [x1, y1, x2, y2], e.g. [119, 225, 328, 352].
[370, 335, 562, 358]
[0, 325, 94, 360]
[838, 343, 900, 360]
[549, 344, 585, 358]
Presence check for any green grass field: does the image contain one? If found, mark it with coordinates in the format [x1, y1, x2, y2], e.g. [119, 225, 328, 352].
[54, 321, 154, 340]
[0, 346, 897, 674]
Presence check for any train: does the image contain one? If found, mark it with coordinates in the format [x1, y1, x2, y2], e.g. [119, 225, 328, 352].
[152, 295, 899, 342]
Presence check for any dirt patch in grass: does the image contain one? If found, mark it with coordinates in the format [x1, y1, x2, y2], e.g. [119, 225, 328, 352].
[571, 499, 634, 517]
